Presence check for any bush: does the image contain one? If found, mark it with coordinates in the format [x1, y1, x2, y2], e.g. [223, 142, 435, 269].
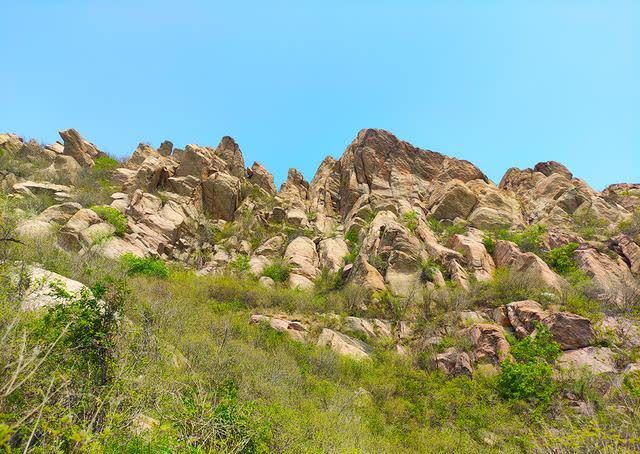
[91, 205, 128, 237]
[262, 259, 291, 283]
[545, 242, 579, 274]
[121, 253, 169, 279]
[428, 217, 467, 241]
[402, 211, 418, 232]
[229, 254, 251, 273]
[497, 324, 560, 408]
[93, 155, 120, 173]
[486, 224, 546, 254]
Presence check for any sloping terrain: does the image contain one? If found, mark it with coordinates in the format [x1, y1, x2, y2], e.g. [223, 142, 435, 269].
[1, 128, 639, 452]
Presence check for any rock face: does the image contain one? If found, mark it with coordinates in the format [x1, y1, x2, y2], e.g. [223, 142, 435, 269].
[493, 240, 564, 291]
[466, 324, 510, 365]
[316, 328, 372, 360]
[59, 128, 104, 167]
[557, 347, 616, 374]
[542, 312, 594, 350]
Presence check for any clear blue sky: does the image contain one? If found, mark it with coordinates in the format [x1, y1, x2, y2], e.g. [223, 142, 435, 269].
[2, 1, 638, 189]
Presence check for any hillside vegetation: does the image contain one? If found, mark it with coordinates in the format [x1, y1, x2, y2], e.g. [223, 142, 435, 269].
[1, 129, 639, 453]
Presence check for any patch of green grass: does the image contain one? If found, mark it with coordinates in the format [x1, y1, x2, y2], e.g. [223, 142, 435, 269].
[262, 259, 291, 283]
[91, 205, 128, 236]
[121, 253, 169, 279]
[402, 211, 418, 233]
[544, 242, 579, 274]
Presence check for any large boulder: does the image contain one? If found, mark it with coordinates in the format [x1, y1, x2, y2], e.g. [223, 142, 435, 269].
[573, 247, 635, 304]
[557, 347, 616, 374]
[202, 172, 241, 221]
[450, 231, 495, 281]
[250, 314, 308, 342]
[611, 235, 640, 275]
[316, 328, 372, 360]
[504, 300, 548, 338]
[466, 324, 510, 365]
[435, 348, 473, 377]
[542, 312, 594, 350]
[59, 128, 103, 167]
[493, 240, 564, 291]
[318, 237, 349, 273]
[284, 236, 319, 289]
[21, 266, 91, 311]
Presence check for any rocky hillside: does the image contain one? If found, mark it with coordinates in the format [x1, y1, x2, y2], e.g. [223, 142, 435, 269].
[1, 128, 639, 452]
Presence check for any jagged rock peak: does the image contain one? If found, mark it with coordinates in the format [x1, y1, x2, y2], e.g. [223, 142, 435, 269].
[58, 128, 104, 168]
[534, 161, 573, 180]
[214, 136, 245, 177]
[247, 161, 276, 194]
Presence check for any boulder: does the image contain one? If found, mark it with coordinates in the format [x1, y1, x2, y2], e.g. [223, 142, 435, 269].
[435, 348, 473, 377]
[493, 240, 564, 291]
[316, 328, 372, 360]
[202, 172, 241, 221]
[284, 236, 319, 287]
[505, 300, 548, 338]
[450, 231, 495, 281]
[250, 314, 308, 342]
[344, 316, 392, 339]
[350, 255, 386, 293]
[557, 347, 616, 374]
[21, 266, 90, 311]
[466, 323, 510, 365]
[318, 238, 349, 273]
[611, 235, 640, 275]
[574, 247, 635, 304]
[542, 312, 594, 350]
[59, 128, 102, 167]
[247, 162, 276, 194]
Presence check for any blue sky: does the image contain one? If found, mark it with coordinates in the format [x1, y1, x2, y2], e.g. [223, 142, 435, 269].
[2, 1, 638, 189]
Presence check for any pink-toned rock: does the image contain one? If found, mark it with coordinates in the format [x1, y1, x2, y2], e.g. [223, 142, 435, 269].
[466, 323, 510, 365]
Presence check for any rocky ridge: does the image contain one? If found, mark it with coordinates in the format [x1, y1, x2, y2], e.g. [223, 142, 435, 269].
[2, 128, 639, 374]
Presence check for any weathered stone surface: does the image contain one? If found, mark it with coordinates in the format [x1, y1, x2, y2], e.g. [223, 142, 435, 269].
[574, 247, 635, 304]
[428, 180, 478, 221]
[250, 314, 308, 342]
[350, 255, 386, 293]
[611, 235, 640, 275]
[284, 236, 319, 287]
[344, 316, 392, 339]
[318, 237, 349, 273]
[466, 324, 510, 365]
[557, 347, 616, 374]
[542, 312, 594, 350]
[493, 240, 564, 291]
[59, 129, 103, 167]
[450, 231, 495, 281]
[21, 266, 90, 311]
[317, 328, 372, 360]
[435, 348, 473, 377]
[247, 162, 276, 194]
[202, 172, 241, 221]
[505, 300, 548, 338]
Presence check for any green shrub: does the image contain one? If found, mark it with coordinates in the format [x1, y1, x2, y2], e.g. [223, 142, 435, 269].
[497, 324, 560, 408]
[262, 259, 291, 283]
[402, 211, 418, 233]
[486, 224, 546, 254]
[121, 253, 169, 279]
[618, 210, 640, 240]
[545, 242, 579, 274]
[428, 217, 468, 241]
[343, 229, 361, 265]
[92, 155, 120, 173]
[91, 205, 128, 237]
[229, 254, 251, 273]
[420, 258, 441, 284]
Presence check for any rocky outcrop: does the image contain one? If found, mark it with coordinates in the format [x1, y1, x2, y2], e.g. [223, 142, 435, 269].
[250, 314, 308, 342]
[493, 240, 564, 291]
[466, 324, 510, 365]
[573, 247, 635, 305]
[435, 349, 473, 377]
[610, 235, 640, 275]
[557, 347, 616, 374]
[247, 162, 276, 194]
[450, 231, 495, 281]
[59, 128, 104, 168]
[317, 328, 372, 360]
[542, 312, 594, 350]
[284, 236, 319, 289]
[21, 266, 91, 311]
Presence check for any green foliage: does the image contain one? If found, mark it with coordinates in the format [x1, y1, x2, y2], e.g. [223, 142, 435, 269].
[402, 210, 418, 233]
[428, 217, 468, 241]
[420, 258, 441, 284]
[91, 205, 128, 236]
[92, 155, 120, 173]
[229, 254, 251, 273]
[473, 267, 548, 307]
[544, 242, 579, 274]
[486, 224, 546, 254]
[314, 267, 344, 294]
[121, 253, 169, 279]
[210, 221, 238, 244]
[618, 209, 640, 240]
[497, 324, 560, 408]
[262, 259, 291, 283]
[571, 209, 609, 240]
[343, 229, 361, 264]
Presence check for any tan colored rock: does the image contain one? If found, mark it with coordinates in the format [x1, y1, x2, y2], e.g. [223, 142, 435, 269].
[202, 172, 241, 221]
[286, 207, 309, 226]
[127, 143, 159, 168]
[611, 235, 640, 275]
[505, 300, 548, 338]
[318, 237, 349, 273]
[557, 347, 616, 374]
[493, 240, 564, 291]
[247, 161, 276, 194]
[350, 255, 386, 293]
[279, 168, 309, 208]
[344, 317, 392, 339]
[542, 312, 593, 350]
[450, 231, 495, 281]
[573, 247, 635, 304]
[599, 316, 640, 348]
[250, 314, 308, 342]
[435, 348, 473, 377]
[58, 208, 102, 251]
[284, 236, 319, 286]
[317, 328, 372, 360]
[428, 180, 478, 221]
[533, 161, 573, 179]
[214, 136, 245, 178]
[59, 128, 103, 167]
[466, 323, 510, 365]
[21, 266, 90, 311]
